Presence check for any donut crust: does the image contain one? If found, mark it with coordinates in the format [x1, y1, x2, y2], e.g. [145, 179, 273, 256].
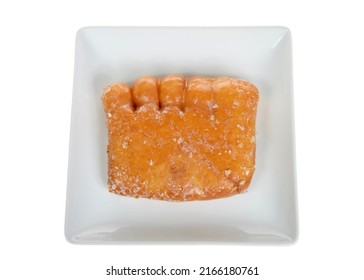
[102, 75, 259, 201]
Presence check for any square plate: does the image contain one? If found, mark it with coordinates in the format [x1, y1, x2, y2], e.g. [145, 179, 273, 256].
[65, 27, 297, 244]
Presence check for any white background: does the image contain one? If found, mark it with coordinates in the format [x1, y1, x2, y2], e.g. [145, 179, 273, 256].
[0, 0, 363, 279]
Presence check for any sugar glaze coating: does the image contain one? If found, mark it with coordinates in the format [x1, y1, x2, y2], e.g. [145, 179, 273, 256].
[102, 75, 259, 201]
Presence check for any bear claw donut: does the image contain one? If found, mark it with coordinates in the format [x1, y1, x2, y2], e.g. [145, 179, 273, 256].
[101, 75, 259, 201]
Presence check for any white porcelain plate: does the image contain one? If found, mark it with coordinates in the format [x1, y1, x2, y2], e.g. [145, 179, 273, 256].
[65, 27, 298, 244]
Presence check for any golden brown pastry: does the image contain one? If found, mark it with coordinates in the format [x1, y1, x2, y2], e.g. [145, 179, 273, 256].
[101, 75, 259, 201]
